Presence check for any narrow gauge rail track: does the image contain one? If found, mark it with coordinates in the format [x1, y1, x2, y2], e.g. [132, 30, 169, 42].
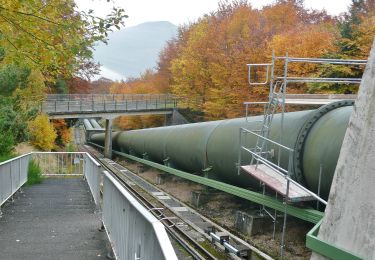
[81, 145, 218, 260]
[82, 144, 274, 260]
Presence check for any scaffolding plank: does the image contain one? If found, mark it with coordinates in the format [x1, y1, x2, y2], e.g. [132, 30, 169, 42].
[278, 94, 357, 105]
[241, 164, 314, 202]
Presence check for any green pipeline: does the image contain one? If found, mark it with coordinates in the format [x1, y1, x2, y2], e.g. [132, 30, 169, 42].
[90, 100, 354, 199]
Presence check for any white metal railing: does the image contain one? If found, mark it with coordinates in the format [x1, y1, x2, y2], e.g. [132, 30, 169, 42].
[0, 152, 102, 208]
[248, 55, 367, 86]
[83, 153, 102, 206]
[238, 127, 327, 205]
[102, 171, 177, 260]
[40, 94, 179, 114]
[0, 152, 177, 259]
[32, 152, 102, 206]
[0, 153, 31, 208]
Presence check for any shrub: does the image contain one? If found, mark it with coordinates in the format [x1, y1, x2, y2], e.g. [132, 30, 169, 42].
[27, 159, 44, 185]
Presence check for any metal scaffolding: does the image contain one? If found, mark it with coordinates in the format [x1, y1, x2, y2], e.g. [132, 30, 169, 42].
[239, 52, 367, 259]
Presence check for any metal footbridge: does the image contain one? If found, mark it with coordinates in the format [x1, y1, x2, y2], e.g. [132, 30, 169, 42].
[0, 152, 177, 260]
[40, 93, 180, 159]
[41, 94, 179, 119]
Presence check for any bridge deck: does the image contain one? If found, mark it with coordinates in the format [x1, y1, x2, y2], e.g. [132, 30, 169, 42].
[0, 178, 109, 260]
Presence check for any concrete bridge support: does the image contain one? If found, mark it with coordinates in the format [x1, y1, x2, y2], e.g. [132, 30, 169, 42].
[311, 39, 375, 259]
[104, 119, 113, 159]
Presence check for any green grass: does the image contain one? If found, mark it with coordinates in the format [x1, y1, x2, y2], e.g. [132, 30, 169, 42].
[27, 159, 44, 185]
[65, 143, 77, 152]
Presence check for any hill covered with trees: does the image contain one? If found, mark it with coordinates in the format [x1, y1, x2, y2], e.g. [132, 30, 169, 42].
[109, 0, 375, 129]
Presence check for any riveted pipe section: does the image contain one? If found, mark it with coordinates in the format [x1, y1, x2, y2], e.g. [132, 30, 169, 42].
[90, 101, 353, 199]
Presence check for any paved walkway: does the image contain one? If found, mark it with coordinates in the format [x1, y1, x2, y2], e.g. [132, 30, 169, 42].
[0, 178, 109, 260]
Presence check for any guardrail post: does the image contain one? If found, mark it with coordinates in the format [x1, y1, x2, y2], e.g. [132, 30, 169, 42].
[280, 179, 290, 260]
[10, 162, 14, 202]
[54, 100, 57, 112]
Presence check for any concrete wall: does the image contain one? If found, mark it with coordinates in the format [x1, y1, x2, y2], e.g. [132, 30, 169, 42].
[311, 39, 375, 259]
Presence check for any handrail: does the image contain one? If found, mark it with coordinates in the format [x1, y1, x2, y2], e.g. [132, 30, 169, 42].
[240, 128, 327, 205]
[276, 56, 367, 65]
[276, 76, 361, 84]
[247, 63, 272, 85]
[102, 171, 177, 260]
[240, 127, 294, 152]
[247, 54, 367, 87]
[0, 153, 31, 208]
[32, 152, 101, 166]
[0, 152, 101, 208]
[40, 95, 179, 114]
[44, 93, 178, 101]
[241, 146, 288, 174]
[0, 153, 32, 167]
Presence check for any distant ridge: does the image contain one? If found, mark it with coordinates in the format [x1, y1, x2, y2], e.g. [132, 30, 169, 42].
[93, 21, 178, 79]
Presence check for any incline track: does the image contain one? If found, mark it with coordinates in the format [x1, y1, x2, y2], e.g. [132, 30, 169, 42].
[81, 145, 274, 260]
[81, 145, 218, 260]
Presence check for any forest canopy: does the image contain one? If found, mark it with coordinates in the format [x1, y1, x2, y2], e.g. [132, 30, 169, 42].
[0, 0, 127, 155]
[110, 0, 375, 128]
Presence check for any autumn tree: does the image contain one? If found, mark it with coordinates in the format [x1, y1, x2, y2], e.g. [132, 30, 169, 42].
[0, 0, 127, 81]
[110, 70, 167, 129]
[313, 0, 375, 93]
[168, 0, 337, 119]
[114, 0, 374, 125]
[52, 119, 72, 146]
[28, 114, 57, 151]
[0, 0, 127, 153]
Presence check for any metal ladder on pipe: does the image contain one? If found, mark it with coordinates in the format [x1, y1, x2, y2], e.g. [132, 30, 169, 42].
[239, 53, 367, 259]
[250, 80, 285, 166]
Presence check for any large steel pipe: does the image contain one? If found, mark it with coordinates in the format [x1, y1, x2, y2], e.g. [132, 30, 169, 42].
[83, 119, 93, 130]
[90, 101, 353, 199]
[89, 119, 102, 129]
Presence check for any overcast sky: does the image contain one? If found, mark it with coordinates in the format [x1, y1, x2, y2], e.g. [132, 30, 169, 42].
[76, 0, 352, 27]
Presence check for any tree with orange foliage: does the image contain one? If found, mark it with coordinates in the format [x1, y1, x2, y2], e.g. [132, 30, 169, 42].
[169, 0, 337, 119]
[110, 0, 374, 124]
[52, 119, 71, 146]
[110, 70, 167, 129]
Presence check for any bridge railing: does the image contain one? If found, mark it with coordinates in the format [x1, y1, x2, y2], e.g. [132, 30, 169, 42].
[1, 152, 177, 259]
[0, 152, 102, 210]
[31, 152, 102, 206]
[40, 94, 179, 114]
[0, 154, 31, 209]
[102, 171, 177, 260]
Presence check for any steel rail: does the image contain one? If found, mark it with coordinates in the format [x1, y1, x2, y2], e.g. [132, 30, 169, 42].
[84, 147, 216, 260]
